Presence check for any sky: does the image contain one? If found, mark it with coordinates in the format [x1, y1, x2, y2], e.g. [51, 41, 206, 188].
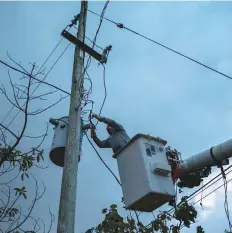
[1, 1, 232, 232]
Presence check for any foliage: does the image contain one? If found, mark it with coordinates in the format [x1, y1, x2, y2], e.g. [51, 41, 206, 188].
[0, 57, 63, 233]
[174, 196, 198, 228]
[196, 226, 204, 233]
[177, 167, 211, 189]
[85, 146, 208, 233]
[85, 200, 204, 233]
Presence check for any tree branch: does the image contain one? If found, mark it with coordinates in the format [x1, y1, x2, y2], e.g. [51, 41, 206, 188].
[0, 60, 70, 95]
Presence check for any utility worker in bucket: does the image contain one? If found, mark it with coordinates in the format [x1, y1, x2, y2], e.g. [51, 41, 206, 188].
[90, 114, 130, 154]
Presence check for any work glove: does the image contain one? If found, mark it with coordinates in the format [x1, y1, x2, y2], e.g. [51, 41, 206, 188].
[91, 114, 101, 121]
[91, 129, 96, 138]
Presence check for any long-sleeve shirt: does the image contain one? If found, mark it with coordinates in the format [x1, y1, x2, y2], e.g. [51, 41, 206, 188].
[93, 117, 130, 153]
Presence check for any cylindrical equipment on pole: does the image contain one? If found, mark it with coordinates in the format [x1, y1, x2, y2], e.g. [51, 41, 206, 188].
[49, 116, 69, 167]
[49, 117, 86, 167]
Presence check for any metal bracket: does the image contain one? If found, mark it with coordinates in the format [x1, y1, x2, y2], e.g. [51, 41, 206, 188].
[61, 30, 109, 64]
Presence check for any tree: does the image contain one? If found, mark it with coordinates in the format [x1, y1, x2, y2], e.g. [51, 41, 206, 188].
[85, 200, 204, 233]
[0, 55, 68, 233]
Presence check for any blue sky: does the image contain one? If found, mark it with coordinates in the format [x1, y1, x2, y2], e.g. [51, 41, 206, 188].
[1, 1, 232, 232]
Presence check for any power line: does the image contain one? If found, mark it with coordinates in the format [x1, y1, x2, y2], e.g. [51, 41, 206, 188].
[0, 22, 74, 134]
[0, 36, 66, 126]
[91, 1, 109, 49]
[88, 9, 232, 81]
[73, 25, 104, 51]
[145, 165, 232, 228]
[0, 44, 71, 137]
[0, 61, 70, 95]
[98, 64, 107, 117]
[85, 36, 104, 51]
[167, 165, 232, 214]
[85, 133, 121, 186]
[176, 177, 232, 231]
[187, 166, 232, 203]
[78, 0, 110, 123]
[85, 132, 142, 224]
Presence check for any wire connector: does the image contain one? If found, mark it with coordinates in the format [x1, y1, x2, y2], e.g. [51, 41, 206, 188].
[69, 14, 80, 27]
[49, 118, 59, 127]
[117, 23, 124, 29]
[100, 45, 112, 64]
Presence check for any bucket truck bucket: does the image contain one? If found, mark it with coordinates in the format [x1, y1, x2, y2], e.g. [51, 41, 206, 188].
[113, 134, 176, 212]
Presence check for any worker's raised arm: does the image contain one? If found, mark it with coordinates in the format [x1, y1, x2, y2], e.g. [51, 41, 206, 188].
[91, 129, 111, 148]
[92, 114, 124, 130]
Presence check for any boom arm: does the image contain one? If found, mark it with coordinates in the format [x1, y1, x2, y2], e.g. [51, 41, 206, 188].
[179, 138, 232, 176]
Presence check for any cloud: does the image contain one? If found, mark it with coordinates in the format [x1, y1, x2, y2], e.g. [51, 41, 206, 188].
[193, 167, 232, 224]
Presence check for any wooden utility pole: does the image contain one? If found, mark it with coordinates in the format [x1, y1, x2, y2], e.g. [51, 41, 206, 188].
[57, 2, 87, 233]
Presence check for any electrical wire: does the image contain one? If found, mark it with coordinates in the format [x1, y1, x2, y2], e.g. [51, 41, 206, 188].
[85, 132, 142, 224]
[0, 60, 70, 96]
[88, 9, 232, 80]
[145, 165, 232, 228]
[74, 0, 110, 124]
[85, 36, 104, 51]
[222, 170, 232, 231]
[168, 165, 232, 214]
[73, 25, 104, 51]
[91, 1, 109, 49]
[176, 177, 232, 231]
[98, 64, 107, 117]
[0, 36, 66, 126]
[0, 43, 71, 137]
[85, 133, 121, 186]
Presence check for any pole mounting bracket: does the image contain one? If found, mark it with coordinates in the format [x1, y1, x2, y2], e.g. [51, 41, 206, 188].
[61, 30, 111, 64]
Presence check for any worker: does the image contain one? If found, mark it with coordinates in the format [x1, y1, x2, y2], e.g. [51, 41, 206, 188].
[90, 114, 130, 154]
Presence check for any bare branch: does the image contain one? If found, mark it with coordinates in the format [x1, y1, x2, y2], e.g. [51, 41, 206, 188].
[0, 164, 18, 177]
[47, 206, 55, 233]
[29, 95, 68, 116]
[0, 127, 9, 148]
[21, 123, 48, 158]
[13, 84, 28, 97]
[20, 90, 57, 101]
[7, 175, 39, 233]
[0, 169, 20, 185]
[23, 133, 47, 139]
[7, 52, 30, 75]
[0, 60, 70, 95]
[8, 71, 23, 109]
[0, 185, 11, 219]
[36, 181, 46, 201]
[0, 85, 24, 112]
[7, 64, 35, 153]
[0, 124, 18, 140]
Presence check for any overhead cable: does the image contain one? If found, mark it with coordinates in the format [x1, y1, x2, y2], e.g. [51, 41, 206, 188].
[88, 9, 232, 80]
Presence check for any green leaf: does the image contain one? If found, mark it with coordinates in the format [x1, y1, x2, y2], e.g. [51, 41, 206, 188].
[23, 193, 27, 199]
[21, 173, 24, 181]
[110, 204, 117, 209]
[102, 208, 107, 214]
[37, 155, 40, 162]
